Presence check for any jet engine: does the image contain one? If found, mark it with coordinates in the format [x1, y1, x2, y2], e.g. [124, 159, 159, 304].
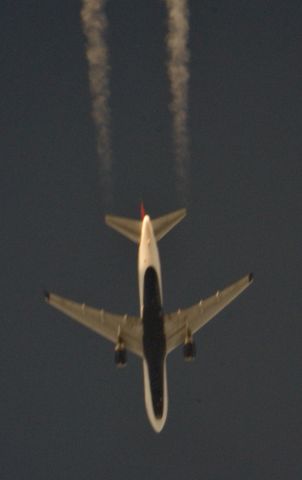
[183, 329, 196, 361]
[115, 338, 127, 367]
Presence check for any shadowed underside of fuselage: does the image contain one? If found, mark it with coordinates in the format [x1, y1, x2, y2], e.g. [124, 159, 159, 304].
[143, 266, 166, 419]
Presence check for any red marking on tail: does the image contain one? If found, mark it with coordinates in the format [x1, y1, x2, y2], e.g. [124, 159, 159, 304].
[140, 202, 146, 219]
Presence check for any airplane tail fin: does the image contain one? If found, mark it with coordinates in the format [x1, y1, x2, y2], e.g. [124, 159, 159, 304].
[105, 208, 186, 243]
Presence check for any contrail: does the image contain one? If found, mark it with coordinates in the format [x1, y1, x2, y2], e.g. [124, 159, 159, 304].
[81, 0, 113, 208]
[165, 0, 191, 204]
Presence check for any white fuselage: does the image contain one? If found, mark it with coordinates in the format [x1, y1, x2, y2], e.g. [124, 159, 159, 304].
[138, 215, 168, 432]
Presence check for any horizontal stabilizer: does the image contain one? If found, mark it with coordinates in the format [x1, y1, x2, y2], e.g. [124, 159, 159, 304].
[152, 208, 186, 241]
[105, 208, 186, 243]
[105, 215, 142, 243]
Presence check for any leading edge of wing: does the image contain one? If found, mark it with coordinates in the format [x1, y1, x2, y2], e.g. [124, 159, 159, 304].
[164, 273, 254, 354]
[44, 291, 143, 357]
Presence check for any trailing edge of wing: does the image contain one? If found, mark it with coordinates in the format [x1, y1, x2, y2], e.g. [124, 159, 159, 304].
[45, 292, 143, 357]
[164, 273, 254, 354]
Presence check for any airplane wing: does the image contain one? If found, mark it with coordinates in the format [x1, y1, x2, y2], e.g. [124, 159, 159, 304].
[164, 273, 254, 354]
[45, 292, 143, 357]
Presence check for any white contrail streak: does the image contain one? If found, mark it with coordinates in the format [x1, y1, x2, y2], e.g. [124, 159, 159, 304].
[165, 0, 191, 204]
[81, 0, 112, 207]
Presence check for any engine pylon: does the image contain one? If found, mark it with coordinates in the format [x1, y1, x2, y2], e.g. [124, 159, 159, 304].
[183, 328, 196, 361]
[115, 336, 127, 367]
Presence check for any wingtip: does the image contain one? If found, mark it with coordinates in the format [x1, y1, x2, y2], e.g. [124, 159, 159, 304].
[248, 272, 254, 283]
[44, 290, 50, 302]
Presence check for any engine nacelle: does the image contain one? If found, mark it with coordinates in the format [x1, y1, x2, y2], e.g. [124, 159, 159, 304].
[115, 339, 127, 367]
[183, 338, 196, 362]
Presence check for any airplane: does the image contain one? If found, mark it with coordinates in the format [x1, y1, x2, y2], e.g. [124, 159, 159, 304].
[44, 206, 253, 432]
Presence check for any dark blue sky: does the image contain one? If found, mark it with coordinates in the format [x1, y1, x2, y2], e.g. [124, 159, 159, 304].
[1, 1, 301, 478]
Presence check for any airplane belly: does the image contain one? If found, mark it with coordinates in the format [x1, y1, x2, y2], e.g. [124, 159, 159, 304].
[141, 266, 168, 431]
[138, 216, 162, 312]
[143, 358, 168, 433]
[138, 215, 168, 431]
[143, 307, 166, 415]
